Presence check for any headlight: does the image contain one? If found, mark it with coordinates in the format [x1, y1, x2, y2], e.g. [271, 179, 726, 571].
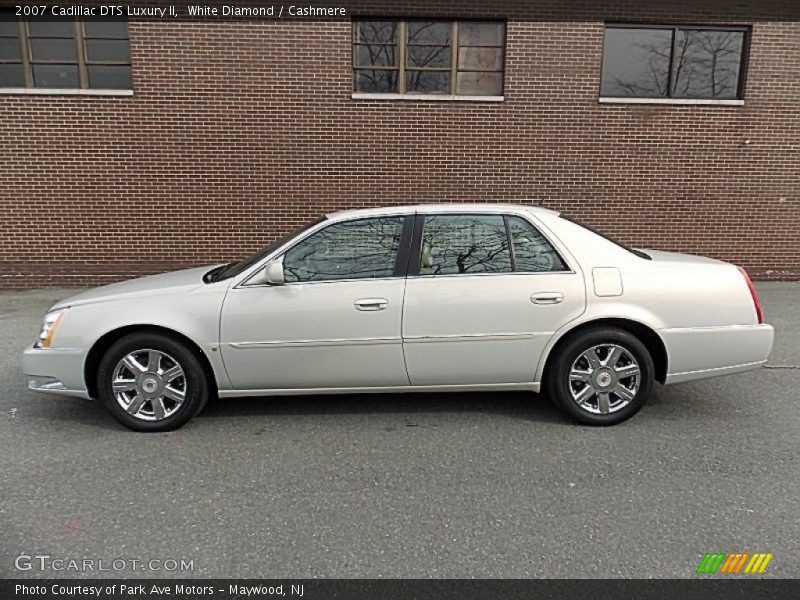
[35, 309, 68, 349]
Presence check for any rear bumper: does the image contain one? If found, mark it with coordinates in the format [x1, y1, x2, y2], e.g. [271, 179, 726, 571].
[22, 345, 91, 399]
[661, 324, 774, 385]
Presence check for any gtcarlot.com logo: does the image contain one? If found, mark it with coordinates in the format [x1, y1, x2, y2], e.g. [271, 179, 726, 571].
[696, 552, 773, 575]
[14, 553, 195, 573]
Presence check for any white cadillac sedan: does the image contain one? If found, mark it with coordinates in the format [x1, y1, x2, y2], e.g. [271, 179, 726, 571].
[23, 204, 773, 431]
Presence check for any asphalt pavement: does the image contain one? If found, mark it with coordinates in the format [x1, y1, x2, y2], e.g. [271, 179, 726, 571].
[1, 283, 798, 579]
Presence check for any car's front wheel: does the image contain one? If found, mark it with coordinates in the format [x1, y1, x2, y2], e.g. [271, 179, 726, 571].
[97, 332, 209, 431]
[546, 327, 654, 425]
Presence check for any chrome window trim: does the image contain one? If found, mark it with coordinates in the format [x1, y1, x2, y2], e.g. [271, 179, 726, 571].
[239, 275, 408, 289]
[406, 270, 575, 280]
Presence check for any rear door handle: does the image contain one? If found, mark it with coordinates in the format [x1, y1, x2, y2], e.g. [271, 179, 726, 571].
[354, 298, 389, 311]
[531, 292, 564, 305]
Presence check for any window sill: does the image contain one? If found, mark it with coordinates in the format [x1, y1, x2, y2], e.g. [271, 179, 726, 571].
[352, 93, 504, 103]
[599, 97, 744, 106]
[0, 88, 133, 97]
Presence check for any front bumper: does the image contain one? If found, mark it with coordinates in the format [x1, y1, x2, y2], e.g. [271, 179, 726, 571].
[661, 324, 774, 385]
[22, 344, 91, 399]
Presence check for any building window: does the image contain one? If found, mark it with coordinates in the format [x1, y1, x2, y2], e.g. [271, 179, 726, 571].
[0, 11, 131, 90]
[353, 20, 505, 97]
[600, 25, 748, 100]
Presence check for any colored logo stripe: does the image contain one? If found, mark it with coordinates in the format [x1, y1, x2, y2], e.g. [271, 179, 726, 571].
[697, 552, 772, 574]
[745, 553, 773, 574]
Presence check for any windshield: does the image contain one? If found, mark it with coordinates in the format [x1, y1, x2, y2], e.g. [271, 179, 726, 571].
[561, 215, 651, 260]
[204, 216, 327, 283]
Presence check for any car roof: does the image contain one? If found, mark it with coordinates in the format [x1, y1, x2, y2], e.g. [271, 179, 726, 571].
[327, 203, 560, 220]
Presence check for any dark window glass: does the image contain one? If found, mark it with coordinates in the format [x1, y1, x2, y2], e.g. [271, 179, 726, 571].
[354, 69, 398, 93]
[85, 39, 130, 63]
[353, 20, 505, 97]
[671, 29, 745, 99]
[0, 63, 24, 86]
[87, 65, 132, 89]
[30, 38, 78, 61]
[354, 21, 397, 44]
[406, 45, 451, 68]
[0, 12, 19, 37]
[601, 26, 747, 100]
[83, 19, 129, 39]
[0, 36, 21, 60]
[283, 217, 405, 283]
[1, 16, 131, 90]
[420, 215, 512, 276]
[27, 18, 75, 38]
[354, 44, 396, 67]
[601, 28, 672, 98]
[407, 22, 451, 46]
[507, 216, 567, 272]
[406, 70, 449, 93]
[33, 64, 79, 88]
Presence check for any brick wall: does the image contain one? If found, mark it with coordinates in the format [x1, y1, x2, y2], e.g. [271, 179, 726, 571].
[1, 0, 798, 286]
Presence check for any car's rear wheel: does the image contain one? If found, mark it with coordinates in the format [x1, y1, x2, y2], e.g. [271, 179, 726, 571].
[546, 327, 654, 425]
[97, 333, 209, 431]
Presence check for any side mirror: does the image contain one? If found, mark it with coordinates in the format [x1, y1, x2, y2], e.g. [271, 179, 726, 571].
[263, 259, 285, 285]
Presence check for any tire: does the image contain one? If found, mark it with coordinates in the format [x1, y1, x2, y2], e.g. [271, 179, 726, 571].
[97, 332, 210, 432]
[545, 327, 654, 426]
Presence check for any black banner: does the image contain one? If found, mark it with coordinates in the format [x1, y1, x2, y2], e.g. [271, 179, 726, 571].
[3, 579, 800, 600]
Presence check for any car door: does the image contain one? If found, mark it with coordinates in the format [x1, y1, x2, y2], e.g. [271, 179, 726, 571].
[220, 215, 413, 390]
[402, 212, 585, 386]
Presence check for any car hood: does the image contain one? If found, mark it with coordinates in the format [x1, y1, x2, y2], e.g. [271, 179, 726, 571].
[52, 265, 221, 309]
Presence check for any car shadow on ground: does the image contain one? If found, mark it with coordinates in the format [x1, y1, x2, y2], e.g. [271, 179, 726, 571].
[26, 389, 576, 431]
[196, 390, 573, 426]
[35, 384, 693, 431]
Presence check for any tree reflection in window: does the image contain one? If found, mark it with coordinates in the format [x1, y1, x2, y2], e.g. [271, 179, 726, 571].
[671, 30, 744, 99]
[283, 217, 404, 283]
[507, 216, 567, 272]
[420, 215, 512, 275]
[601, 26, 746, 100]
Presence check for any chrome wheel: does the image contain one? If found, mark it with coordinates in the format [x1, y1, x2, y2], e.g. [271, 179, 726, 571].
[568, 344, 641, 415]
[111, 349, 186, 421]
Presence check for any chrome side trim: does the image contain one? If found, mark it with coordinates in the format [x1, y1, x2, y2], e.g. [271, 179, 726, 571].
[229, 337, 400, 349]
[659, 324, 769, 333]
[219, 382, 540, 398]
[403, 332, 550, 344]
[27, 385, 92, 399]
[230, 332, 551, 349]
[405, 271, 575, 280]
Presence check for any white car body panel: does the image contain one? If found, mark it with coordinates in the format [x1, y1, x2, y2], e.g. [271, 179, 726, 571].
[21, 203, 774, 404]
[402, 271, 585, 385]
[220, 278, 409, 389]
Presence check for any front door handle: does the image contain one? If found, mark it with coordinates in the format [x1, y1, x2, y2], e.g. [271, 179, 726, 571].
[354, 298, 389, 311]
[531, 292, 564, 305]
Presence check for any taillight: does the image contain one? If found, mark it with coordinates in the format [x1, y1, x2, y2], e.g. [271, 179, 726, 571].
[737, 266, 764, 324]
